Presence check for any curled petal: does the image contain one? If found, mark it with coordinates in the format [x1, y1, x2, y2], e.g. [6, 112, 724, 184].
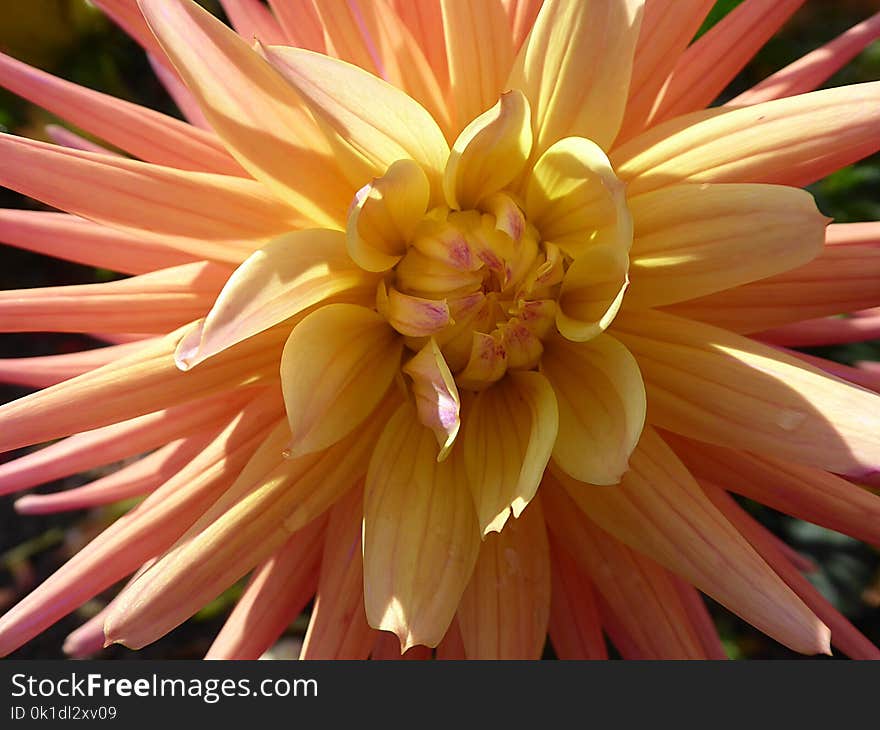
[463, 371, 558, 535]
[402, 339, 461, 460]
[444, 90, 532, 210]
[281, 304, 402, 459]
[381, 287, 450, 338]
[542, 334, 645, 485]
[364, 402, 480, 651]
[347, 159, 431, 272]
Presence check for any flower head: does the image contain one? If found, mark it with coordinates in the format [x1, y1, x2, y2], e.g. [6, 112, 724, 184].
[1, 0, 880, 659]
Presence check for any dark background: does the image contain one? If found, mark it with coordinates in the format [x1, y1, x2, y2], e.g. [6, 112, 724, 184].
[0, 0, 878, 659]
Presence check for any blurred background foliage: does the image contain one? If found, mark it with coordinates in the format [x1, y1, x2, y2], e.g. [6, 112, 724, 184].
[0, 0, 878, 660]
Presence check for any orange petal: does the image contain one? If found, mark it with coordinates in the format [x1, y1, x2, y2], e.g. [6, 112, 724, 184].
[441, 0, 514, 135]
[462, 371, 558, 535]
[507, 0, 644, 156]
[547, 535, 608, 659]
[363, 402, 480, 650]
[140, 0, 350, 226]
[613, 82, 880, 195]
[617, 0, 715, 143]
[218, 0, 287, 45]
[0, 134, 299, 248]
[205, 516, 323, 660]
[666, 234, 880, 333]
[0, 50, 241, 175]
[457, 497, 551, 659]
[300, 487, 376, 659]
[553, 427, 831, 655]
[645, 0, 805, 126]
[614, 308, 880, 480]
[543, 479, 708, 659]
[668, 434, 880, 548]
[500, 0, 543, 53]
[265, 0, 325, 51]
[625, 183, 827, 307]
[0, 261, 227, 335]
[730, 11, 880, 106]
[177, 230, 377, 369]
[264, 44, 449, 196]
[541, 333, 645, 485]
[280, 304, 402, 458]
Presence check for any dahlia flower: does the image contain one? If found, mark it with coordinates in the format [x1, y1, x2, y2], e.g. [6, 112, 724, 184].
[0, 0, 879, 660]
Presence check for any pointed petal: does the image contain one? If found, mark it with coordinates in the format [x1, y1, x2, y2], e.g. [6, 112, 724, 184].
[206, 517, 322, 660]
[177, 230, 378, 369]
[0, 210, 197, 276]
[444, 90, 532, 210]
[730, 11, 880, 106]
[646, 0, 805, 126]
[756, 312, 880, 348]
[104, 412, 377, 650]
[543, 480, 708, 659]
[703, 482, 880, 660]
[547, 536, 608, 659]
[0, 396, 279, 657]
[140, 0, 350, 226]
[553, 427, 831, 655]
[363, 401, 480, 650]
[0, 134, 300, 244]
[0, 50, 241, 175]
[614, 309, 880, 480]
[45, 125, 118, 155]
[300, 487, 376, 659]
[542, 333, 645, 485]
[666, 232, 880, 332]
[668, 434, 880, 548]
[556, 243, 630, 343]
[457, 498, 550, 659]
[613, 82, 880, 195]
[0, 325, 284, 453]
[507, 0, 644, 156]
[346, 158, 430, 272]
[264, 44, 449, 195]
[625, 183, 827, 307]
[441, 0, 514, 134]
[0, 261, 227, 335]
[280, 304, 402, 458]
[463, 371, 558, 535]
[617, 0, 715, 143]
[402, 339, 461, 459]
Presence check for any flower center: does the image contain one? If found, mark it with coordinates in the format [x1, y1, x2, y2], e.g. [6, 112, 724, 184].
[376, 191, 568, 391]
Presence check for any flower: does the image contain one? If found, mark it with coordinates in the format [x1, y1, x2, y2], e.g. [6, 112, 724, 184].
[0, 0, 879, 660]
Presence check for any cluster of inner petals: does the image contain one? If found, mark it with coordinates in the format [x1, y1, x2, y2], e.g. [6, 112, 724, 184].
[378, 196, 562, 391]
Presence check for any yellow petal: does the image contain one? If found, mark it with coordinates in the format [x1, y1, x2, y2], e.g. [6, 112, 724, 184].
[139, 0, 349, 226]
[280, 304, 403, 458]
[463, 371, 558, 535]
[346, 158, 430, 272]
[625, 183, 828, 308]
[552, 427, 831, 656]
[556, 243, 630, 343]
[263, 44, 449, 196]
[542, 333, 645, 485]
[612, 82, 880, 195]
[456, 497, 551, 659]
[402, 339, 461, 460]
[443, 90, 532, 210]
[507, 0, 644, 157]
[363, 402, 480, 650]
[300, 487, 376, 659]
[441, 0, 514, 135]
[614, 309, 880, 480]
[177, 229, 378, 370]
[525, 136, 631, 259]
